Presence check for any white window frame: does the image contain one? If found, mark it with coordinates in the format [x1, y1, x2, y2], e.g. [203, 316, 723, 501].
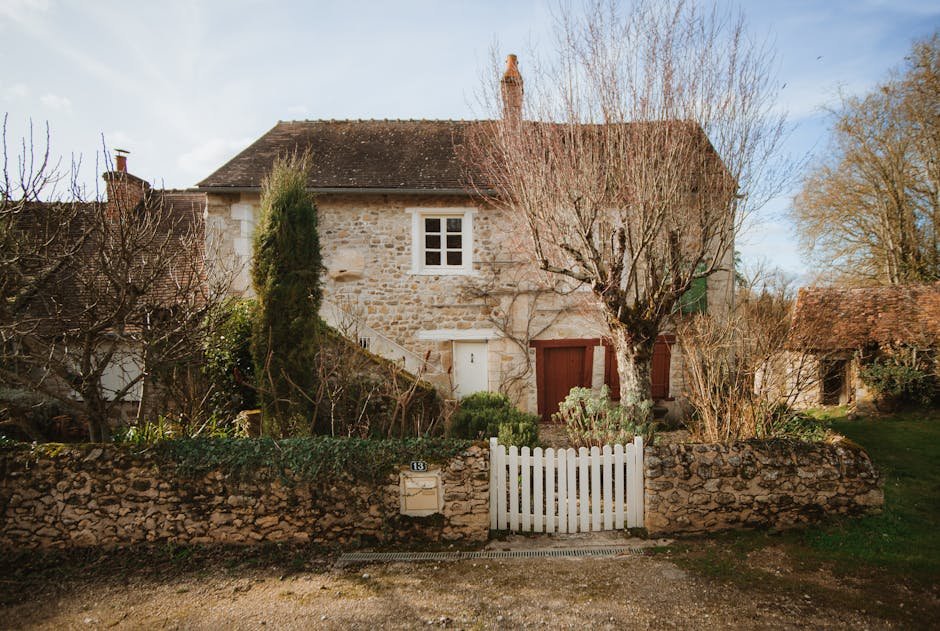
[408, 207, 475, 275]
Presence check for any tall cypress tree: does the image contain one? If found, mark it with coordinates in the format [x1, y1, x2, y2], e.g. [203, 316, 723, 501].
[251, 153, 322, 436]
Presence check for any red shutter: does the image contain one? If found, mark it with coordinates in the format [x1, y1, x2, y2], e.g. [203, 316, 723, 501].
[650, 338, 672, 399]
[604, 345, 621, 401]
[604, 336, 673, 401]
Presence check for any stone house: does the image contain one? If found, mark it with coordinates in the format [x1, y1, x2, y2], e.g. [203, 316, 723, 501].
[195, 58, 735, 421]
[785, 283, 940, 408]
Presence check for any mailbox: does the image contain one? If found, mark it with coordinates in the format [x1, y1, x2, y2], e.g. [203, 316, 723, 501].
[399, 469, 443, 516]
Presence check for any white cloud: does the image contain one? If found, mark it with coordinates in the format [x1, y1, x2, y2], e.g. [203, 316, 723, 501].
[3, 82, 29, 100]
[0, 0, 51, 20]
[177, 137, 253, 178]
[39, 92, 71, 112]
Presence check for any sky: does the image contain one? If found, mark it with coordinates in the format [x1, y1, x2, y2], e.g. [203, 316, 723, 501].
[1, 0, 938, 282]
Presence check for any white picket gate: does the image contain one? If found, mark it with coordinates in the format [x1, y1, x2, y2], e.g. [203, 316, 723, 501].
[489, 437, 645, 532]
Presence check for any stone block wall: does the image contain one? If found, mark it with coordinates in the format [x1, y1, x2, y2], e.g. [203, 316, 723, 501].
[0, 443, 489, 549]
[205, 191, 736, 415]
[644, 440, 883, 534]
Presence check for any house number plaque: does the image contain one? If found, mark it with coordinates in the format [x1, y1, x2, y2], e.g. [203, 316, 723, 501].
[410, 460, 428, 472]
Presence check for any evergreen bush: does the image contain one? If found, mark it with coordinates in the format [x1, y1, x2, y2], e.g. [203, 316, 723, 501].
[447, 391, 539, 447]
[497, 415, 540, 448]
[250, 153, 323, 436]
[859, 351, 937, 408]
[203, 298, 257, 420]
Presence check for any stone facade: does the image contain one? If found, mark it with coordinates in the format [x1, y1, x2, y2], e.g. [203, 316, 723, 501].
[643, 440, 884, 534]
[206, 191, 735, 417]
[0, 443, 489, 549]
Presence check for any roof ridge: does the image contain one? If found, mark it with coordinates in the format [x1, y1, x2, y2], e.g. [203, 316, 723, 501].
[276, 118, 483, 124]
[802, 283, 939, 293]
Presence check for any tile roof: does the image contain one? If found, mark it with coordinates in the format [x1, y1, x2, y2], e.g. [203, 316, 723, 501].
[197, 120, 484, 191]
[788, 283, 940, 351]
[14, 190, 206, 332]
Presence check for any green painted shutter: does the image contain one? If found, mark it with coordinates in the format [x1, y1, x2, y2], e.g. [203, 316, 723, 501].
[679, 275, 708, 314]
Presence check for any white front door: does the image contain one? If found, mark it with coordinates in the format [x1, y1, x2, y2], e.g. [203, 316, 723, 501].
[453, 341, 488, 398]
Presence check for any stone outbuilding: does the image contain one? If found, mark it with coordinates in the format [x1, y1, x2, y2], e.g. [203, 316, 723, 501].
[785, 283, 940, 407]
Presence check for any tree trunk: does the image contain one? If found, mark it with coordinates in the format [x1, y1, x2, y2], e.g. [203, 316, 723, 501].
[608, 325, 655, 423]
[82, 387, 112, 443]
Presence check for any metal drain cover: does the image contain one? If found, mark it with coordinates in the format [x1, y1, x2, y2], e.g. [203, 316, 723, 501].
[337, 546, 643, 565]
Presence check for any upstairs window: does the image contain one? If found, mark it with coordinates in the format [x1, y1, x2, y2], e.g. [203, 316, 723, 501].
[410, 208, 474, 275]
[423, 216, 463, 267]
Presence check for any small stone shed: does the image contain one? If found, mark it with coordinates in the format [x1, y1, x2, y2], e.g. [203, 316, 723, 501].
[786, 283, 940, 407]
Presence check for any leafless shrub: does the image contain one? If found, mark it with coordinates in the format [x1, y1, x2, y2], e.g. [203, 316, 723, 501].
[254, 325, 444, 439]
[677, 267, 819, 441]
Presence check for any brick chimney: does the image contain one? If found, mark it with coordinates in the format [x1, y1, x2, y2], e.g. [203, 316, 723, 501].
[103, 149, 150, 217]
[115, 148, 128, 173]
[500, 54, 523, 122]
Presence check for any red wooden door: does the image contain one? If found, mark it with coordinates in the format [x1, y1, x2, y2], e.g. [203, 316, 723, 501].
[532, 339, 597, 422]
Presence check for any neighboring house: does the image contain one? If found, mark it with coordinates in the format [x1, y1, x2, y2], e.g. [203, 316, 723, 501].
[786, 283, 940, 408]
[2, 154, 206, 430]
[99, 162, 207, 419]
[195, 59, 734, 420]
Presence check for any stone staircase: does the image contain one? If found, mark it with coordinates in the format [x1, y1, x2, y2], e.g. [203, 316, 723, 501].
[319, 299, 446, 382]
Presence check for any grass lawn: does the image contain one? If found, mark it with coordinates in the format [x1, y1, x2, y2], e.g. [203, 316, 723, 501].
[661, 408, 940, 626]
[802, 408, 940, 582]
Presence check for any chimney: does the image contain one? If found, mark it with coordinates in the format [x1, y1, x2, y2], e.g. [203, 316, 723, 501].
[103, 149, 150, 218]
[500, 54, 523, 122]
[115, 148, 128, 173]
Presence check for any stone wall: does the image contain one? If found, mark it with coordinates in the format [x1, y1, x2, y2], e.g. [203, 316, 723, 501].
[644, 440, 883, 534]
[0, 443, 489, 549]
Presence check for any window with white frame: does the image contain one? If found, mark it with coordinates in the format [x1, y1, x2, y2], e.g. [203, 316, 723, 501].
[409, 208, 474, 274]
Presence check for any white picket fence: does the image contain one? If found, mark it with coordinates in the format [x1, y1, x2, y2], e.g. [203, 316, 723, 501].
[489, 437, 645, 533]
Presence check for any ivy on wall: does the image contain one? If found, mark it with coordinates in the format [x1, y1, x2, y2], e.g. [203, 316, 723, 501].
[2, 437, 477, 486]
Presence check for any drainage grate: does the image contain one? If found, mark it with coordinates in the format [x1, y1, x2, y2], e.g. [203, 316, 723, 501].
[338, 546, 643, 565]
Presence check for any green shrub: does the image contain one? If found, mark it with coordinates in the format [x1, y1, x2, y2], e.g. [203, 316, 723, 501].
[113, 416, 178, 444]
[554, 386, 653, 448]
[758, 405, 829, 442]
[154, 436, 474, 484]
[448, 391, 511, 438]
[203, 298, 258, 420]
[447, 391, 539, 447]
[859, 352, 936, 408]
[497, 414, 540, 448]
[114, 414, 245, 445]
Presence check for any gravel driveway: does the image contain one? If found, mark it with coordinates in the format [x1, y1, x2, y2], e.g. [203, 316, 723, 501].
[4, 544, 903, 630]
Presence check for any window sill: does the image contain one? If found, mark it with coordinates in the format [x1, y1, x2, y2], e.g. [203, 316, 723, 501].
[410, 268, 476, 276]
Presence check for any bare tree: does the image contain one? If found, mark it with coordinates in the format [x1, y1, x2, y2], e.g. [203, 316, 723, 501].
[459, 226, 581, 402]
[0, 120, 232, 441]
[677, 265, 819, 442]
[467, 0, 787, 420]
[794, 32, 939, 285]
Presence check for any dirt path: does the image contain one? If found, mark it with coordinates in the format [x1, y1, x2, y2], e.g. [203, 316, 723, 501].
[3, 549, 902, 630]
